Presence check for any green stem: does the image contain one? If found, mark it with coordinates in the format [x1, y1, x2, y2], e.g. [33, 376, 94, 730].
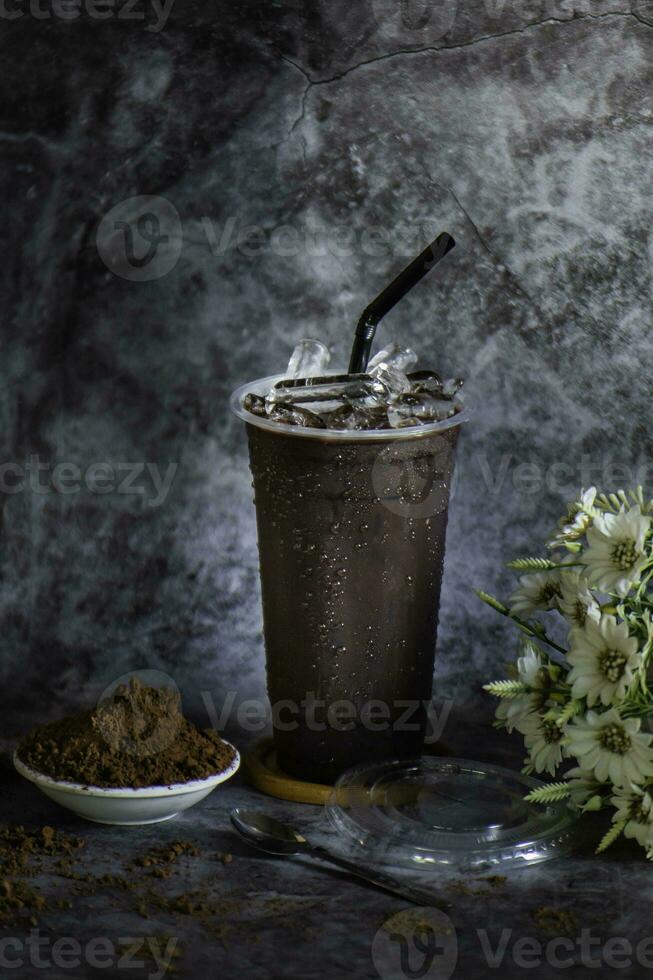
[509, 614, 567, 655]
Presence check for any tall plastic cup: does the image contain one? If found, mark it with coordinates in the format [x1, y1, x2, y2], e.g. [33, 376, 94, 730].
[232, 376, 467, 784]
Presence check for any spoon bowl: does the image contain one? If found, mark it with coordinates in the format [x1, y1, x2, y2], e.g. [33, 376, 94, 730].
[230, 809, 307, 855]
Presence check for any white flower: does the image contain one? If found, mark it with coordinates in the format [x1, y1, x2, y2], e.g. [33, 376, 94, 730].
[583, 505, 651, 597]
[567, 614, 641, 707]
[509, 571, 562, 618]
[548, 487, 597, 549]
[516, 712, 565, 776]
[495, 642, 549, 732]
[558, 568, 600, 628]
[565, 766, 604, 809]
[612, 784, 653, 849]
[567, 708, 653, 787]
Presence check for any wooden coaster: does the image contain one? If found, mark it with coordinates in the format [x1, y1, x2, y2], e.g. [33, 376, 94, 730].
[243, 737, 333, 804]
[243, 736, 453, 805]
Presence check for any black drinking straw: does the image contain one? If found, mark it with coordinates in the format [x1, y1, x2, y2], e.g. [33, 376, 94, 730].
[348, 232, 456, 375]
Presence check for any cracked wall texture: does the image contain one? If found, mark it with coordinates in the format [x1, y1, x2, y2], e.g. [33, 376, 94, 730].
[2, 1, 652, 733]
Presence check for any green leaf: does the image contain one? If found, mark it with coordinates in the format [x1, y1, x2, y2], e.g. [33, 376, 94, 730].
[483, 680, 527, 699]
[561, 541, 582, 553]
[474, 590, 509, 615]
[581, 794, 603, 813]
[555, 699, 583, 727]
[524, 782, 570, 803]
[596, 820, 626, 854]
[506, 557, 559, 571]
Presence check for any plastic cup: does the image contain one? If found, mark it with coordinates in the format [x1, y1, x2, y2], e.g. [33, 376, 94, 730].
[232, 376, 467, 784]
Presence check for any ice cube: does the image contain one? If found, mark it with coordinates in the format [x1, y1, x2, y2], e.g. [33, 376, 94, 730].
[368, 343, 418, 373]
[441, 377, 464, 398]
[388, 392, 458, 427]
[268, 404, 326, 428]
[357, 406, 392, 429]
[388, 414, 422, 429]
[320, 403, 371, 431]
[243, 393, 268, 417]
[269, 375, 384, 408]
[409, 371, 443, 396]
[369, 362, 413, 399]
[287, 339, 331, 379]
[325, 403, 392, 431]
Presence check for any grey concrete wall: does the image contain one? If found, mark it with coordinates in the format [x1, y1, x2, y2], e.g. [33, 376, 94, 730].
[2, 1, 651, 732]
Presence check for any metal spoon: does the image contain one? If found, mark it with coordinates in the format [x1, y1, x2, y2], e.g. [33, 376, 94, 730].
[230, 808, 448, 909]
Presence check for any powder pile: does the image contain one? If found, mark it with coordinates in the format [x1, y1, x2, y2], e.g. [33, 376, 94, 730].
[16, 679, 236, 788]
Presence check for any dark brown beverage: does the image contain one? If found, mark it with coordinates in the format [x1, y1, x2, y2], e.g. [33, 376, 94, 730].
[244, 413, 461, 784]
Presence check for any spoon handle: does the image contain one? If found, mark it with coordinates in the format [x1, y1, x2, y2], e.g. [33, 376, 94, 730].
[309, 845, 449, 909]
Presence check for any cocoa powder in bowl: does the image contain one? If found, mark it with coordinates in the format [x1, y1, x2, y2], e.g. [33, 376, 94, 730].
[16, 679, 236, 788]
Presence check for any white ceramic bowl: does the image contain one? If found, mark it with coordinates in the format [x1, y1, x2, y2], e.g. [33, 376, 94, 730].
[13, 744, 240, 826]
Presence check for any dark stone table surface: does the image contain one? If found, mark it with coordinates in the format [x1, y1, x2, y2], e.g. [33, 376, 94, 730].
[2, 714, 652, 980]
[3, 5, 653, 977]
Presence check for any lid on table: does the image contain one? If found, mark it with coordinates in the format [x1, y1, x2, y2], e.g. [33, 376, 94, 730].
[326, 757, 579, 872]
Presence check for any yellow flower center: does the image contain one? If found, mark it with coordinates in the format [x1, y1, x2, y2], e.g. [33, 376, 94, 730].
[612, 538, 638, 570]
[574, 600, 587, 626]
[599, 723, 631, 755]
[542, 719, 563, 744]
[599, 648, 628, 683]
[540, 582, 562, 605]
[629, 797, 649, 824]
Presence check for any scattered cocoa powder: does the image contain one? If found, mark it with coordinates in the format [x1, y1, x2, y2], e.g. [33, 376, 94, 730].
[446, 879, 491, 897]
[16, 679, 236, 788]
[0, 820, 321, 947]
[480, 874, 507, 888]
[532, 906, 579, 935]
[0, 825, 85, 924]
[134, 841, 200, 878]
[0, 825, 85, 878]
[381, 907, 454, 937]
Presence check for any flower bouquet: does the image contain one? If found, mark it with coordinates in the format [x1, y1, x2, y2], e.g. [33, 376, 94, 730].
[479, 487, 653, 858]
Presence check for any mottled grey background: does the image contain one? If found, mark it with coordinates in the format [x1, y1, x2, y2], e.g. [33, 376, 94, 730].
[2, 0, 652, 736]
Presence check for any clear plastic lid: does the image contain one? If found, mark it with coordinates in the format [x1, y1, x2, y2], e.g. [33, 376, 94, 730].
[230, 375, 469, 442]
[326, 757, 579, 872]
